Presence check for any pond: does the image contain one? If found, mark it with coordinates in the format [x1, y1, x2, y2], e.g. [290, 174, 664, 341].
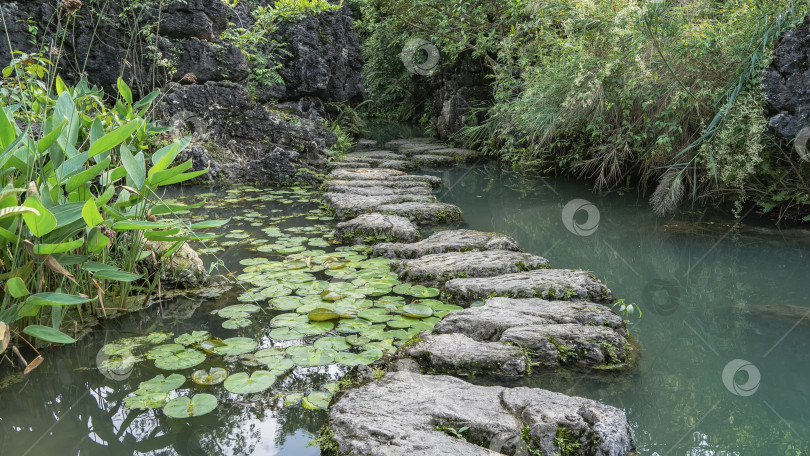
[1, 163, 808, 456]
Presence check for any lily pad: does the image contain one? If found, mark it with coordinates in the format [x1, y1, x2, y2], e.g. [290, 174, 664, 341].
[154, 349, 207, 370]
[308, 308, 341, 322]
[223, 371, 276, 394]
[323, 382, 341, 394]
[138, 373, 186, 393]
[408, 285, 441, 298]
[147, 344, 186, 360]
[222, 318, 252, 329]
[401, 304, 432, 318]
[192, 367, 229, 385]
[254, 347, 285, 363]
[358, 308, 393, 323]
[302, 391, 332, 410]
[265, 357, 295, 374]
[313, 336, 351, 351]
[163, 394, 218, 418]
[284, 393, 304, 406]
[218, 304, 260, 319]
[212, 337, 258, 356]
[174, 331, 211, 346]
[124, 391, 169, 410]
[345, 335, 371, 346]
[286, 346, 338, 367]
[335, 348, 384, 366]
[270, 296, 305, 310]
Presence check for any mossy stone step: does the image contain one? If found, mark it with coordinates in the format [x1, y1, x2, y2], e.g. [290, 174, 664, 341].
[373, 229, 522, 259]
[391, 250, 549, 286]
[334, 213, 422, 245]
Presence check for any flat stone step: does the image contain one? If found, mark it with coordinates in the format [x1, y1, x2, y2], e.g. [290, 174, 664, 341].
[357, 139, 379, 150]
[376, 202, 462, 226]
[373, 229, 522, 259]
[403, 333, 527, 377]
[397, 143, 447, 154]
[327, 183, 433, 197]
[326, 161, 369, 170]
[327, 179, 433, 191]
[389, 174, 443, 187]
[384, 138, 437, 149]
[411, 153, 457, 166]
[323, 192, 435, 220]
[328, 371, 636, 456]
[344, 150, 404, 160]
[434, 298, 633, 371]
[329, 168, 406, 181]
[425, 147, 481, 161]
[391, 250, 549, 286]
[442, 269, 613, 306]
[334, 213, 422, 245]
[377, 159, 417, 171]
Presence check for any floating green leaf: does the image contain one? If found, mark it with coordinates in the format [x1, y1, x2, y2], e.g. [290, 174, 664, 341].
[335, 348, 384, 366]
[313, 336, 351, 351]
[218, 304, 260, 319]
[401, 304, 432, 318]
[192, 367, 229, 385]
[163, 394, 218, 418]
[138, 373, 186, 393]
[174, 331, 211, 346]
[308, 308, 340, 322]
[125, 391, 169, 410]
[212, 337, 258, 356]
[223, 371, 276, 394]
[302, 391, 332, 410]
[154, 348, 206, 370]
[286, 346, 337, 367]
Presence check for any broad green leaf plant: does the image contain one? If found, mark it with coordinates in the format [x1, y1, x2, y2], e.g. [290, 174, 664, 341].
[0, 53, 223, 351]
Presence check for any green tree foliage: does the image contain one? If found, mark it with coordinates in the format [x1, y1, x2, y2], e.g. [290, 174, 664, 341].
[355, 0, 810, 222]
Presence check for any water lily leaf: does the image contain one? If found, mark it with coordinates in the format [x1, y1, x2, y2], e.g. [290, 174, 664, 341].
[358, 308, 393, 323]
[270, 296, 305, 310]
[100, 352, 141, 371]
[335, 319, 371, 333]
[335, 348, 384, 366]
[345, 335, 371, 346]
[323, 382, 341, 394]
[284, 393, 304, 407]
[271, 313, 308, 327]
[239, 257, 270, 266]
[365, 340, 397, 354]
[313, 336, 351, 351]
[223, 371, 276, 394]
[295, 281, 330, 296]
[401, 304, 432, 318]
[408, 285, 440, 298]
[308, 308, 340, 322]
[213, 337, 258, 356]
[163, 394, 218, 418]
[218, 304, 260, 319]
[254, 347, 285, 363]
[264, 357, 294, 374]
[154, 349, 206, 370]
[138, 373, 186, 393]
[268, 327, 306, 341]
[125, 391, 169, 410]
[222, 318, 251, 329]
[174, 331, 210, 346]
[192, 367, 229, 386]
[357, 325, 388, 341]
[286, 346, 337, 367]
[302, 391, 332, 410]
[147, 344, 185, 359]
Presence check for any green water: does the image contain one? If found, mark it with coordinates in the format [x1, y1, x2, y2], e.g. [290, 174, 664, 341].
[1, 164, 809, 456]
[429, 164, 810, 455]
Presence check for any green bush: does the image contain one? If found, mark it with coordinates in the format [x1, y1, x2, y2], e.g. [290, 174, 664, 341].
[0, 54, 223, 347]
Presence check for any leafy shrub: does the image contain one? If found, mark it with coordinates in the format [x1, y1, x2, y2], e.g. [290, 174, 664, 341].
[0, 54, 222, 347]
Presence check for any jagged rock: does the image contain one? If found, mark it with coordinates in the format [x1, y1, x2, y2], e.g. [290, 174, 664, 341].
[376, 202, 463, 226]
[160, 38, 249, 84]
[144, 241, 208, 289]
[374, 229, 522, 259]
[323, 192, 435, 220]
[357, 139, 379, 150]
[334, 213, 422, 244]
[443, 269, 613, 306]
[764, 15, 810, 138]
[328, 371, 636, 456]
[403, 333, 527, 377]
[434, 298, 633, 371]
[327, 183, 434, 197]
[384, 138, 437, 149]
[410, 153, 457, 166]
[391, 250, 549, 286]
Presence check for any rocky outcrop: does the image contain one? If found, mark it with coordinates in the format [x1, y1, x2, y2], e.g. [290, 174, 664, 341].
[328, 371, 636, 456]
[143, 240, 208, 289]
[764, 15, 810, 138]
[403, 333, 527, 377]
[373, 229, 522, 259]
[158, 82, 332, 184]
[391, 250, 550, 286]
[334, 213, 422, 245]
[430, 55, 493, 140]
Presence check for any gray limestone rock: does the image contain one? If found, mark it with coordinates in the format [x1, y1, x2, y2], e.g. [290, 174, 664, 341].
[391, 250, 549, 286]
[403, 333, 527, 377]
[334, 213, 422, 245]
[374, 229, 522, 259]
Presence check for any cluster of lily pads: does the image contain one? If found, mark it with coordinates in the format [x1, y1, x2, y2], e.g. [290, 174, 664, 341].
[98, 185, 463, 419]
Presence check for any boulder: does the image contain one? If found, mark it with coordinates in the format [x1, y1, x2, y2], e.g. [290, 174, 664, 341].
[144, 241, 208, 289]
[443, 270, 613, 307]
[374, 229, 522, 259]
[403, 333, 527, 377]
[391, 250, 550, 286]
[764, 15, 810, 138]
[334, 213, 422, 245]
[328, 371, 636, 456]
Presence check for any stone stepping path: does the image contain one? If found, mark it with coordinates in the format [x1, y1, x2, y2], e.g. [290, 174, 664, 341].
[443, 269, 613, 306]
[328, 371, 636, 456]
[390, 250, 550, 286]
[334, 213, 422, 245]
[373, 229, 522, 259]
[323, 138, 637, 455]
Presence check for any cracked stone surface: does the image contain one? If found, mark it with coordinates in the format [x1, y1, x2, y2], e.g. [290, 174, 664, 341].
[329, 168, 407, 181]
[328, 371, 636, 456]
[378, 159, 418, 171]
[326, 179, 433, 191]
[384, 138, 437, 149]
[345, 150, 405, 160]
[398, 143, 447, 154]
[327, 160, 369, 169]
[357, 139, 379, 150]
[427, 148, 482, 161]
[391, 250, 550, 286]
[403, 333, 527, 377]
[327, 183, 434, 197]
[373, 229, 522, 259]
[323, 192, 435, 220]
[442, 269, 613, 306]
[334, 213, 422, 245]
[410, 154, 457, 166]
[376, 202, 462, 226]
